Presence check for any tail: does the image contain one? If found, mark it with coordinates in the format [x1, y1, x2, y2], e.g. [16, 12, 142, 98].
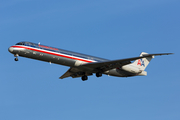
[131, 52, 154, 70]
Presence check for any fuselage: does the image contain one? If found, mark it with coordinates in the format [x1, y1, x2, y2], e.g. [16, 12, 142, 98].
[8, 41, 143, 78]
[8, 42, 108, 65]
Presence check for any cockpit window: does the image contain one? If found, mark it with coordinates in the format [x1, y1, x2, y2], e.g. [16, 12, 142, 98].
[16, 42, 24, 45]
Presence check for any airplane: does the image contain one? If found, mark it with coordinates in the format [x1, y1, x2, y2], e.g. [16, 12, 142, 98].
[8, 41, 173, 81]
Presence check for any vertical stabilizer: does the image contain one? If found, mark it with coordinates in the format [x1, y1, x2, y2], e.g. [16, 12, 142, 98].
[131, 52, 154, 70]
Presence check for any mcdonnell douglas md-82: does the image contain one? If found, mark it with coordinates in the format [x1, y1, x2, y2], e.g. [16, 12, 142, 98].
[8, 42, 173, 81]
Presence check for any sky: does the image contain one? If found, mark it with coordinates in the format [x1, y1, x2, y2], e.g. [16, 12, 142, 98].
[0, 0, 179, 120]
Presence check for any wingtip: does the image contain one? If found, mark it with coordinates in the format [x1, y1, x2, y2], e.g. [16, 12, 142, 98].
[165, 53, 174, 55]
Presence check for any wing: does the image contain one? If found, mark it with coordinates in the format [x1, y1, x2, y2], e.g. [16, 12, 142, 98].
[59, 53, 173, 79]
[59, 67, 93, 79]
[80, 53, 173, 73]
[59, 68, 72, 79]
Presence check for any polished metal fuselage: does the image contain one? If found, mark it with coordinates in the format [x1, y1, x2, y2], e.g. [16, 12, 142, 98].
[8, 43, 137, 77]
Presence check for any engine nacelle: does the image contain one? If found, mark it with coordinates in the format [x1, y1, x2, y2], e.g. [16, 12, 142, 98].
[121, 65, 142, 74]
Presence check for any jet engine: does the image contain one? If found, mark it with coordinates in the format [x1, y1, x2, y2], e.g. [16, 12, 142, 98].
[121, 65, 142, 74]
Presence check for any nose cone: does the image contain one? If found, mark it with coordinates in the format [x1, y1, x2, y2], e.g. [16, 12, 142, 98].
[8, 47, 13, 53]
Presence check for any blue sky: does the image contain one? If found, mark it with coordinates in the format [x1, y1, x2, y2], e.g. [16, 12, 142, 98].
[1, 0, 179, 120]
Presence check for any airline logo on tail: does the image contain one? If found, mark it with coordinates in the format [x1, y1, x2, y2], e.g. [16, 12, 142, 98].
[137, 59, 145, 67]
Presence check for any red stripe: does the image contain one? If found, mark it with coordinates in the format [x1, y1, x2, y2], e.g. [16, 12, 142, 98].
[12, 45, 93, 63]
